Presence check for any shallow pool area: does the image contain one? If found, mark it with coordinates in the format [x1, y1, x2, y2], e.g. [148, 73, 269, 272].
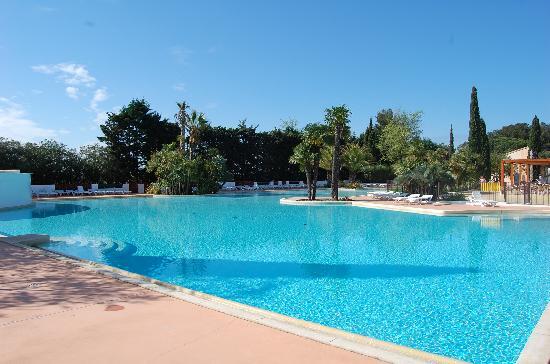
[0, 193, 548, 363]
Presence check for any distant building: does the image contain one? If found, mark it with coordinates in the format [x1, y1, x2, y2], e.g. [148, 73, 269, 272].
[502, 146, 549, 184]
[505, 146, 529, 160]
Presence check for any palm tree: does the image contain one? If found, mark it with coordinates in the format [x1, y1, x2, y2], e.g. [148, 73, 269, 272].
[325, 105, 351, 200]
[290, 142, 315, 200]
[187, 110, 207, 160]
[289, 123, 327, 200]
[342, 143, 371, 182]
[319, 146, 333, 185]
[175, 101, 189, 152]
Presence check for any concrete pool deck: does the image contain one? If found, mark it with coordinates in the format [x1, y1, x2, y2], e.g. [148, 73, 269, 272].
[281, 196, 550, 216]
[0, 241, 386, 364]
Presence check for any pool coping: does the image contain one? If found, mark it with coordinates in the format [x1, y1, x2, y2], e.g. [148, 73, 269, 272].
[280, 197, 550, 217]
[351, 201, 550, 216]
[2, 238, 466, 364]
[517, 303, 550, 363]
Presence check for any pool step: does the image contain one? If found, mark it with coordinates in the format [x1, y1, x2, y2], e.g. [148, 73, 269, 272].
[0, 234, 50, 246]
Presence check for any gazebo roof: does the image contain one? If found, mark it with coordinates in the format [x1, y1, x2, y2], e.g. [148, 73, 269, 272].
[501, 158, 550, 165]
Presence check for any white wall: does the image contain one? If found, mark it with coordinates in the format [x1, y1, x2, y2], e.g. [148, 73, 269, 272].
[0, 170, 32, 209]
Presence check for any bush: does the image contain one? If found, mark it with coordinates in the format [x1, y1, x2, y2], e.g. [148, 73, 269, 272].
[341, 181, 363, 189]
[363, 164, 394, 182]
[147, 143, 228, 195]
[439, 192, 466, 201]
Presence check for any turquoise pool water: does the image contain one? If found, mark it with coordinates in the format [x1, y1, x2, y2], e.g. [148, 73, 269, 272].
[0, 193, 548, 363]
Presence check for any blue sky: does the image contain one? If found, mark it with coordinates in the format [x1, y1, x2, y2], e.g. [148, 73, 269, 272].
[1, 0, 548, 147]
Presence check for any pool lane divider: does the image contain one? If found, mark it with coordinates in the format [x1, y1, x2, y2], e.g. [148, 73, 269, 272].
[1, 238, 466, 364]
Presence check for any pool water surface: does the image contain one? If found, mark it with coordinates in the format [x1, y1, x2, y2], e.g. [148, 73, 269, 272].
[0, 193, 548, 363]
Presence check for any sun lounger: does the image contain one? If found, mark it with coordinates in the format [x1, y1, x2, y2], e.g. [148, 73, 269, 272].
[419, 195, 434, 204]
[31, 185, 58, 197]
[407, 194, 433, 204]
[221, 182, 237, 191]
[467, 191, 498, 207]
[393, 193, 418, 202]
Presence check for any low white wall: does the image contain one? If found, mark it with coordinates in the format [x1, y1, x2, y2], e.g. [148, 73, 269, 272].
[0, 170, 32, 209]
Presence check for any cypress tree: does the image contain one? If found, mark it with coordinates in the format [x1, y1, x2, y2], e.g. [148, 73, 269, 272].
[529, 115, 542, 179]
[480, 118, 491, 179]
[448, 124, 455, 156]
[363, 117, 380, 162]
[363, 118, 373, 146]
[468, 86, 482, 155]
[468, 86, 491, 179]
[529, 115, 542, 158]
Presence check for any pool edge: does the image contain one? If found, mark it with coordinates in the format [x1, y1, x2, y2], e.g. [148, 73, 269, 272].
[4, 239, 466, 364]
[517, 303, 550, 363]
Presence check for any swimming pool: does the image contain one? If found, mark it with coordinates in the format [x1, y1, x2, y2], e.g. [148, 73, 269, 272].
[0, 193, 548, 363]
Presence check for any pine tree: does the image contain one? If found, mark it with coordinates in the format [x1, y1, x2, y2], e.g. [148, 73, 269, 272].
[448, 124, 455, 156]
[529, 115, 542, 158]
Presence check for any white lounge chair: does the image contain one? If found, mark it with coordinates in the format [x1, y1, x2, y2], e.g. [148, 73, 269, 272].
[89, 184, 100, 195]
[467, 191, 497, 207]
[31, 185, 58, 197]
[407, 194, 432, 204]
[221, 182, 237, 191]
[77, 186, 93, 195]
[393, 193, 418, 203]
[419, 195, 434, 204]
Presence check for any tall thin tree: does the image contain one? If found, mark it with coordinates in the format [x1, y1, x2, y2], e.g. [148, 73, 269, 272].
[468, 86, 482, 155]
[448, 124, 455, 157]
[175, 101, 189, 151]
[529, 115, 542, 179]
[325, 105, 351, 200]
[468, 86, 490, 179]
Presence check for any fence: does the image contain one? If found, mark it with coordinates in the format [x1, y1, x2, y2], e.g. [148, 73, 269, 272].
[480, 182, 500, 192]
[388, 181, 550, 206]
[484, 182, 550, 206]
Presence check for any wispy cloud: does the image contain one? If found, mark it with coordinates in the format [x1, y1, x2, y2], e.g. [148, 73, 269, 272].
[207, 46, 218, 54]
[34, 5, 56, 12]
[172, 83, 186, 92]
[90, 87, 108, 111]
[65, 86, 79, 99]
[32, 63, 96, 88]
[89, 87, 109, 125]
[0, 97, 59, 142]
[170, 46, 193, 64]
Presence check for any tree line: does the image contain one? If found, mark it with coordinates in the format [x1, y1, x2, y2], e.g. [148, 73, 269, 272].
[0, 88, 547, 194]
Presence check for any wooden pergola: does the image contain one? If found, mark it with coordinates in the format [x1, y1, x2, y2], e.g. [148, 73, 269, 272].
[500, 158, 550, 189]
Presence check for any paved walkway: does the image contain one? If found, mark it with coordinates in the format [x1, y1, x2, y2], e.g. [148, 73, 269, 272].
[0, 242, 382, 364]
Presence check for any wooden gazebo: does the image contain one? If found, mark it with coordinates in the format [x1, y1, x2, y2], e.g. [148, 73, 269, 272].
[500, 158, 550, 190]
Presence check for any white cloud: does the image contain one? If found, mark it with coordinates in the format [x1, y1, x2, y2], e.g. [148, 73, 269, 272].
[32, 63, 96, 88]
[90, 87, 108, 111]
[170, 46, 193, 64]
[0, 97, 59, 142]
[93, 111, 108, 125]
[31, 89, 44, 95]
[172, 83, 186, 92]
[65, 86, 79, 99]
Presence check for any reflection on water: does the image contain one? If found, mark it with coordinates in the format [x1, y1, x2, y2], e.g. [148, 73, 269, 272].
[471, 215, 503, 229]
[0, 203, 90, 221]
